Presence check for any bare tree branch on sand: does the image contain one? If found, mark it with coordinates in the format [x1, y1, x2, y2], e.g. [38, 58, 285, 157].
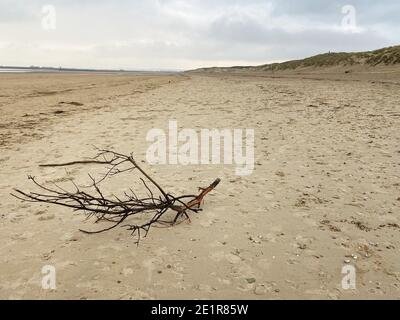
[12, 149, 221, 244]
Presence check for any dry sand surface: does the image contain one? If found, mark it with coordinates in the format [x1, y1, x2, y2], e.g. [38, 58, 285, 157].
[0, 72, 399, 299]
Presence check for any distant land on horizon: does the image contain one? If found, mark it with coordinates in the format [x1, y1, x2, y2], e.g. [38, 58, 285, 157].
[3, 45, 400, 74]
[189, 45, 400, 73]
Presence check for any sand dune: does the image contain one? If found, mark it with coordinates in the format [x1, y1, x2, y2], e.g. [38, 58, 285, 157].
[0, 72, 399, 299]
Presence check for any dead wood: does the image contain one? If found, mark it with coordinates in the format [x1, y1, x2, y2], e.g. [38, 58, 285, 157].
[12, 149, 221, 244]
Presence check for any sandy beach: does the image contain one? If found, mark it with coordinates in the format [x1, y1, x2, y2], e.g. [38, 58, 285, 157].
[0, 71, 399, 300]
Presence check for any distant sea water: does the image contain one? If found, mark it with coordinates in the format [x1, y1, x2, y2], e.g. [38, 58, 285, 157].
[0, 68, 33, 73]
[0, 68, 73, 73]
[0, 68, 178, 74]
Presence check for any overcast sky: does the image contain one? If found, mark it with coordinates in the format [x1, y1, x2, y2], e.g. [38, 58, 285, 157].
[0, 0, 399, 70]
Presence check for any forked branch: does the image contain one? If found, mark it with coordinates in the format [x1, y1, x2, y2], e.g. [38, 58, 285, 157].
[12, 149, 221, 244]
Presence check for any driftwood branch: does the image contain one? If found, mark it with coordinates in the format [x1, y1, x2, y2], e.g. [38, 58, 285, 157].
[12, 149, 221, 244]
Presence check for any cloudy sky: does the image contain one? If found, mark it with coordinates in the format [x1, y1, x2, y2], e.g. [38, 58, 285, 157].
[0, 0, 399, 70]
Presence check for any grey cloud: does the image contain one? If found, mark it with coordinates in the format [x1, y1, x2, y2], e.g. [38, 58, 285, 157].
[0, 0, 399, 69]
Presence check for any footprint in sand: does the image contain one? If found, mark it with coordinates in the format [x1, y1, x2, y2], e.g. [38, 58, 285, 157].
[254, 282, 279, 295]
[38, 213, 55, 221]
[10, 232, 34, 241]
[59, 232, 82, 242]
[210, 251, 242, 264]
